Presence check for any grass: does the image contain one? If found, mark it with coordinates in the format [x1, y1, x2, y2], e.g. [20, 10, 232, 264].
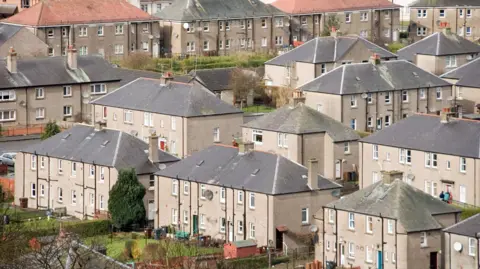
[84, 233, 221, 261]
[387, 42, 406, 53]
[1, 204, 48, 222]
[453, 206, 480, 220]
[242, 105, 275, 113]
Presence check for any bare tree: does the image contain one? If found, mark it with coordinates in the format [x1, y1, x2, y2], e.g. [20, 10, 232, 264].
[229, 68, 264, 109]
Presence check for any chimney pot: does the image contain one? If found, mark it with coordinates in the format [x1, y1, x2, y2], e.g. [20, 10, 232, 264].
[149, 132, 160, 163]
[7, 47, 17, 74]
[160, 72, 174, 85]
[369, 53, 380, 65]
[440, 107, 450, 123]
[67, 45, 78, 70]
[291, 90, 306, 106]
[307, 158, 319, 190]
[239, 142, 254, 154]
[330, 26, 337, 37]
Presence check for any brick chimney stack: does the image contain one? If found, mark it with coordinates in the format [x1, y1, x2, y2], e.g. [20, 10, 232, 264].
[369, 53, 380, 65]
[67, 45, 77, 70]
[149, 132, 159, 163]
[308, 159, 319, 190]
[7, 47, 17, 74]
[292, 89, 305, 106]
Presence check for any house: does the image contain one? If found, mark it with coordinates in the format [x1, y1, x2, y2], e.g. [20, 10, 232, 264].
[14, 123, 179, 221]
[409, 0, 480, 42]
[271, 0, 401, 45]
[359, 113, 480, 206]
[264, 33, 398, 89]
[0, 24, 48, 57]
[129, 0, 172, 15]
[444, 214, 480, 269]
[315, 172, 461, 269]
[397, 29, 480, 75]
[441, 56, 480, 114]
[242, 91, 360, 180]
[154, 0, 289, 55]
[2, 0, 160, 59]
[189, 67, 262, 106]
[299, 56, 452, 132]
[90, 76, 244, 158]
[154, 143, 342, 249]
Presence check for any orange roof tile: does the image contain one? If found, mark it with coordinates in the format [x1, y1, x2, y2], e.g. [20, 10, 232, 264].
[3, 0, 154, 26]
[272, 0, 401, 14]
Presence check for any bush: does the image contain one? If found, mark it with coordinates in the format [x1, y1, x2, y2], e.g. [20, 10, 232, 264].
[387, 42, 406, 53]
[66, 220, 111, 237]
[460, 208, 480, 220]
[124, 240, 134, 259]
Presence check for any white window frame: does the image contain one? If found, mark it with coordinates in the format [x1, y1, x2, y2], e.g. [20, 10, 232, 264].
[350, 119, 356, 130]
[350, 95, 357, 107]
[220, 217, 226, 233]
[90, 84, 107, 94]
[90, 193, 94, 206]
[63, 86, 72, 97]
[344, 142, 350, 154]
[328, 209, 334, 223]
[425, 152, 432, 167]
[466, 26, 472, 36]
[97, 26, 104, 36]
[31, 155, 36, 170]
[172, 179, 178, 196]
[213, 127, 220, 142]
[420, 232, 428, 247]
[392, 252, 396, 264]
[58, 187, 63, 202]
[183, 210, 189, 224]
[301, 208, 309, 224]
[469, 238, 476, 256]
[387, 219, 394, 234]
[71, 162, 76, 177]
[79, 26, 88, 37]
[0, 90, 16, 102]
[417, 27, 427, 36]
[203, 22, 209, 32]
[402, 90, 409, 102]
[249, 222, 255, 238]
[373, 145, 379, 160]
[89, 165, 95, 177]
[360, 12, 368, 21]
[100, 167, 105, 182]
[366, 216, 373, 234]
[417, 9, 427, 18]
[372, 171, 379, 184]
[114, 44, 124, 55]
[237, 191, 244, 204]
[171, 117, 176, 130]
[419, 88, 426, 99]
[35, 88, 44, 99]
[58, 159, 63, 174]
[183, 181, 189, 195]
[143, 112, 153, 127]
[345, 13, 351, 23]
[172, 208, 178, 224]
[439, 9, 446, 18]
[348, 212, 355, 230]
[63, 106, 72, 117]
[40, 184, 45, 196]
[459, 9, 464, 17]
[40, 157, 45, 169]
[436, 87, 442, 100]
[237, 220, 244, 234]
[31, 183, 36, 197]
[385, 92, 391, 104]
[252, 129, 263, 145]
[124, 110, 133, 123]
[460, 185, 467, 203]
[261, 18, 267, 28]
[200, 184, 206, 199]
[115, 24, 124, 35]
[460, 157, 467, 173]
[446, 56, 457, 68]
[71, 190, 77, 205]
[249, 193, 255, 209]
[220, 187, 226, 203]
[366, 246, 373, 263]
[348, 242, 355, 258]
[200, 214, 205, 229]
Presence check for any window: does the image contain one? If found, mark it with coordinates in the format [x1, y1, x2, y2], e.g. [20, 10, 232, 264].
[200, 184, 206, 199]
[392, 252, 396, 263]
[237, 191, 244, 204]
[386, 152, 391, 161]
[261, 37, 267, 47]
[466, 27, 472, 36]
[275, 36, 283, 45]
[79, 46, 88, 55]
[446, 56, 457, 68]
[344, 142, 350, 154]
[171, 117, 176, 130]
[219, 40, 223, 49]
[320, 64, 327, 74]
[417, 27, 427, 36]
[58, 187, 63, 202]
[360, 12, 368, 21]
[142, 42, 149, 51]
[459, 9, 464, 17]
[439, 9, 445, 18]
[203, 41, 209, 51]
[405, 149, 412, 164]
[40, 157, 45, 169]
[224, 21, 230, 31]
[366, 246, 373, 263]
[172, 208, 178, 224]
[249, 222, 255, 238]
[143, 112, 153, 127]
[425, 180, 432, 194]
[345, 13, 351, 23]
[0, 110, 15, 122]
[183, 210, 188, 224]
[100, 167, 105, 182]
[275, 17, 283, 27]
[365, 93, 372, 104]
[385, 10, 390, 18]
[63, 106, 72, 116]
[35, 108, 45, 119]
[420, 232, 427, 247]
[373, 145, 379, 160]
[350, 119, 356, 130]
[247, 38, 252, 48]
[417, 9, 427, 18]
[419, 88, 426, 99]
[238, 220, 244, 234]
[247, 20, 252, 29]
[202, 22, 209, 32]
[48, 47, 54, 56]
[58, 160, 63, 174]
[172, 180, 178, 195]
[469, 238, 476, 256]
[252, 129, 263, 144]
[301, 208, 309, 224]
[348, 213, 355, 230]
[0, 90, 15, 102]
[40, 184, 45, 196]
[446, 160, 451, 170]
[348, 242, 355, 258]
[89, 165, 95, 177]
[47, 28, 54, 38]
[90, 193, 94, 206]
[149, 175, 155, 187]
[91, 84, 106, 94]
[79, 26, 87, 37]
[432, 153, 438, 167]
[261, 18, 267, 28]
[113, 44, 123, 55]
[240, 38, 246, 48]
[249, 193, 255, 209]
[200, 214, 205, 228]
[277, 133, 288, 148]
[460, 157, 467, 172]
[183, 182, 189, 194]
[401, 90, 408, 102]
[385, 92, 391, 103]
[186, 41, 195, 52]
[350, 95, 357, 107]
[367, 117, 372, 128]
[71, 190, 77, 205]
[399, 149, 406, 164]
[328, 209, 334, 223]
[97, 26, 104, 36]
[31, 183, 36, 197]
[142, 24, 150, 33]
[301, 16, 307, 25]
[62, 86, 72, 97]
[372, 171, 379, 184]
[220, 187, 226, 203]
[436, 88, 442, 100]
[114, 24, 124, 35]
[385, 115, 391, 127]
[220, 217, 226, 233]
[460, 185, 467, 203]
[425, 152, 431, 167]
[219, 21, 224, 31]
[102, 106, 107, 119]
[387, 219, 394, 234]
[35, 88, 44, 99]
[61, 27, 68, 37]
[140, 4, 147, 12]
[123, 110, 133, 123]
[326, 241, 330, 250]
[366, 216, 373, 233]
[71, 162, 76, 177]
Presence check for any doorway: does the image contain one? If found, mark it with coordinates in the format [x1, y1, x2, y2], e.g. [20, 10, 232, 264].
[228, 221, 233, 242]
[377, 251, 383, 269]
[429, 252, 438, 269]
[335, 160, 341, 179]
[276, 229, 284, 250]
[340, 244, 345, 266]
[192, 215, 198, 235]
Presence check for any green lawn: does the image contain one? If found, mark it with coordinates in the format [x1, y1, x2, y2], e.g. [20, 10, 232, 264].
[242, 105, 275, 113]
[84, 233, 221, 261]
[1, 205, 48, 222]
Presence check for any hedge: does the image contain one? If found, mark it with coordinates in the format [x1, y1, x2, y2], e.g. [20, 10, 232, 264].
[11, 219, 112, 239]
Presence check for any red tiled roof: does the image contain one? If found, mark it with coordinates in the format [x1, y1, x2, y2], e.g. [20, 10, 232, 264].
[272, 0, 401, 14]
[3, 0, 154, 26]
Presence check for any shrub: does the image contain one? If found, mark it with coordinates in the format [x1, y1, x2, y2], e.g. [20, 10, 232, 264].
[41, 121, 61, 140]
[143, 243, 162, 261]
[131, 240, 141, 261]
[65, 220, 111, 238]
[387, 42, 406, 53]
[124, 240, 134, 260]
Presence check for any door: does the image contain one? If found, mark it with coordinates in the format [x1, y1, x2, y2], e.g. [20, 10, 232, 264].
[340, 244, 345, 266]
[460, 185, 466, 203]
[377, 251, 383, 269]
[192, 215, 198, 235]
[335, 160, 341, 179]
[153, 43, 159, 58]
[228, 222, 233, 242]
[429, 252, 438, 269]
[147, 200, 155, 221]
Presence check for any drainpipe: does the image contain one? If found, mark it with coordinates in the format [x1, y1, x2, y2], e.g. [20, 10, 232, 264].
[243, 186, 247, 240]
[270, 17, 274, 52]
[232, 186, 235, 242]
[94, 162, 97, 216]
[182, 117, 185, 158]
[426, 88, 430, 113]
[47, 155, 51, 210]
[392, 90, 395, 124]
[322, 206, 326, 268]
[416, 88, 419, 112]
[334, 206, 338, 264]
[395, 219, 398, 269]
[157, 175, 160, 228]
[266, 194, 269, 247]
[22, 153, 25, 198]
[375, 92, 379, 131]
[189, 178, 192, 235]
[25, 88, 28, 132]
[35, 151, 38, 209]
[301, 134, 304, 165]
[224, 185, 228, 243]
[197, 180, 200, 241]
[361, 143, 364, 189]
[365, 97, 368, 131]
[82, 160, 85, 219]
[177, 175, 181, 231]
[380, 213, 385, 269]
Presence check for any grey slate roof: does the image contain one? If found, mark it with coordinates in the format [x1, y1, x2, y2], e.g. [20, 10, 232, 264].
[154, 0, 285, 21]
[243, 103, 360, 142]
[0, 55, 120, 89]
[0, 23, 21, 47]
[360, 114, 480, 158]
[156, 145, 342, 195]
[21, 125, 178, 174]
[326, 179, 460, 232]
[410, 0, 480, 7]
[266, 35, 397, 66]
[441, 56, 480, 88]
[91, 78, 242, 117]
[444, 213, 480, 237]
[300, 60, 451, 95]
[189, 67, 260, 92]
[397, 32, 480, 62]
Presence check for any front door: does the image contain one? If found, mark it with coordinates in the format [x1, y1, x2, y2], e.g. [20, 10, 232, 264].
[147, 200, 155, 221]
[377, 251, 383, 269]
[192, 215, 198, 235]
[153, 43, 159, 58]
[340, 244, 345, 266]
[228, 222, 233, 242]
[335, 160, 341, 179]
[430, 252, 438, 269]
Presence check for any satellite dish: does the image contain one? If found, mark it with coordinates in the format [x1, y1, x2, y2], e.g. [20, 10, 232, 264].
[158, 163, 166, 170]
[361, 92, 368, 99]
[309, 225, 318, 233]
[205, 190, 214, 201]
[82, 91, 90, 98]
[453, 242, 463, 252]
[285, 22, 290, 27]
[183, 23, 189, 29]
